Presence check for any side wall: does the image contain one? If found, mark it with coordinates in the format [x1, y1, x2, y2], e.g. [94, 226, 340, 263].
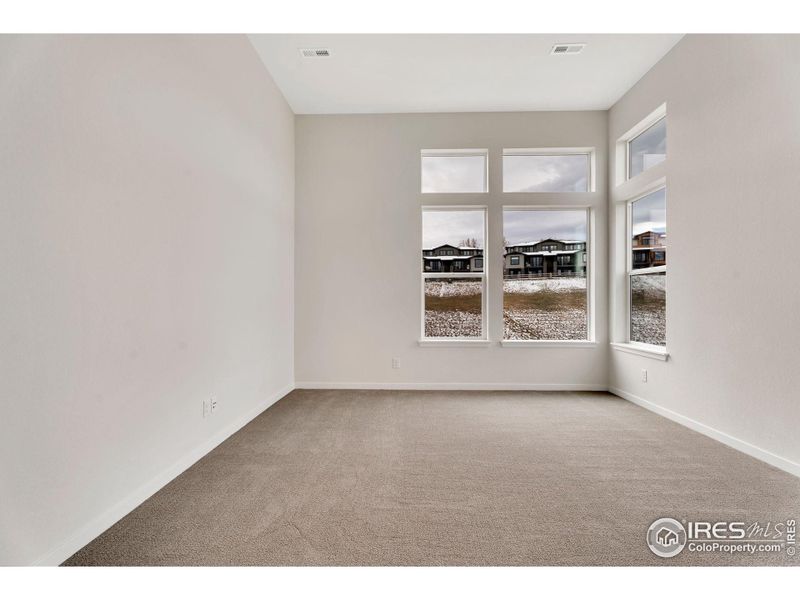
[608, 34, 800, 474]
[0, 35, 295, 565]
[295, 112, 608, 388]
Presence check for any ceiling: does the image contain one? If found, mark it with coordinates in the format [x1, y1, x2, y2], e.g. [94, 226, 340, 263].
[248, 34, 683, 115]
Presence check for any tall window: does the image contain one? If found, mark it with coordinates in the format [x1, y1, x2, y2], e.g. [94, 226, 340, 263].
[502, 209, 589, 341]
[628, 187, 666, 347]
[421, 208, 487, 339]
[503, 149, 592, 192]
[421, 150, 488, 193]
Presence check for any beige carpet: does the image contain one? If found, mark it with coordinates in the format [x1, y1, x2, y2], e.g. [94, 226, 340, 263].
[64, 390, 800, 566]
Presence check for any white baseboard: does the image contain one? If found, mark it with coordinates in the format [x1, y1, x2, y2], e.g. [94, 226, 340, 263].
[295, 381, 608, 391]
[32, 382, 295, 566]
[609, 387, 800, 479]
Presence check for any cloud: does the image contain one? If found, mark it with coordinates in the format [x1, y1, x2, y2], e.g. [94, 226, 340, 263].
[631, 188, 666, 235]
[503, 210, 586, 245]
[423, 210, 485, 248]
[503, 154, 589, 193]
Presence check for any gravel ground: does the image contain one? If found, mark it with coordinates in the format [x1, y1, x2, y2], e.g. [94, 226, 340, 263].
[503, 308, 587, 340]
[425, 309, 482, 338]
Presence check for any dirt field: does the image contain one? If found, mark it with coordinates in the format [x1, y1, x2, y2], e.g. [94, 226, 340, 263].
[503, 278, 587, 340]
[424, 279, 482, 337]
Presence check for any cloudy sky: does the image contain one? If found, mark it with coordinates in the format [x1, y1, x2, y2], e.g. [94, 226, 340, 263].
[632, 187, 666, 235]
[503, 154, 589, 192]
[421, 155, 485, 193]
[423, 210, 485, 248]
[504, 210, 586, 245]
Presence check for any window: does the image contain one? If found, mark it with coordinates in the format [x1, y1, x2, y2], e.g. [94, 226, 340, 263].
[628, 187, 666, 347]
[421, 150, 488, 193]
[503, 149, 592, 192]
[510, 256, 520, 266]
[628, 117, 666, 179]
[503, 209, 589, 341]
[422, 208, 487, 339]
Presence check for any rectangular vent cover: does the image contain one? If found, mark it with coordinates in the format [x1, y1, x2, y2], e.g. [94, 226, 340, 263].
[300, 48, 331, 58]
[551, 43, 585, 55]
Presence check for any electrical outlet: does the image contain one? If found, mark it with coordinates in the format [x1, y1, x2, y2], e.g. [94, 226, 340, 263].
[641, 369, 648, 383]
[210, 397, 218, 414]
[392, 358, 400, 369]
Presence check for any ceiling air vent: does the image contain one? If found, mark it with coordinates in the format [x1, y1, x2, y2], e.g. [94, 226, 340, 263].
[550, 43, 585, 55]
[299, 48, 331, 58]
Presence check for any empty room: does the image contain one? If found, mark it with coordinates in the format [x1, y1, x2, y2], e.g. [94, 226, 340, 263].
[2, 3, 800, 594]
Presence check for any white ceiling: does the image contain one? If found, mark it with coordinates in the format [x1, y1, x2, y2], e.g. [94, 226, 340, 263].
[248, 34, 683, 115]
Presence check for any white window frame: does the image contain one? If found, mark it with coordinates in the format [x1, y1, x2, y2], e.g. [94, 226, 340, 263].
[419, 206, 489, 346]
[420, 149, 489, 194]
[500, 205, 596, 347]
[624, 183, 667, 354]
[502, 148, 596, 193]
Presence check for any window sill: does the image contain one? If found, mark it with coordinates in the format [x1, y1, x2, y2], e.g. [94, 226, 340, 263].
[501, 340, 597, 348]
[418, 339, 492, 348]
[610, 342, 669, 361]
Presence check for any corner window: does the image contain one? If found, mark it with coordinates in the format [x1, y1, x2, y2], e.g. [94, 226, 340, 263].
[422, 208, 487, 339]
[503, 149, 592, 192]
[502, 208, 589, 341]
[628, 117, 666, 179]
[628, 187, 667, 347]
[421, 150, 488, 193]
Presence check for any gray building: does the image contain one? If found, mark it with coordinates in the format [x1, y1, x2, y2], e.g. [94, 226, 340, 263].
[504, 239, 586, 277]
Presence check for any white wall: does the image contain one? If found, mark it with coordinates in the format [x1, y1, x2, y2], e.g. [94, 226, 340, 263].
[295, 112, 608, 388]
[0, 35, 295, 565]
[608, 35, 800, 473]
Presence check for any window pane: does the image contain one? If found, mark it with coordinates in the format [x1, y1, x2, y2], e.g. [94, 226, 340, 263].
[628, 118, 666, 178]
[422, 210, 484, 274]
[630, 273, 666, 346]
[421, 153, 486, 193]
[425, 278, 482, 338]
[502, 210, 588, 340]
[503, 153, 590, 192]
[631, 188, 666, 270]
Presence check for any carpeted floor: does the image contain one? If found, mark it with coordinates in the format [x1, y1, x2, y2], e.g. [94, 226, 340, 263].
[64, 390, 800, 566]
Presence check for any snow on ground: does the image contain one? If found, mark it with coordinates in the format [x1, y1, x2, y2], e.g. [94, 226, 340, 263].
[631, 308, 666, 346]
[425, 279, 482, 297]
[503, 309, 587, 340]
[425, 310, 482, 338]
[503, 278, 586, 294]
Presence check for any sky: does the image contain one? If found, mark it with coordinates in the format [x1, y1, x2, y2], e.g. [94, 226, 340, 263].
[503, 154, 589, 192]
[423, 210, 484, 248]
[421, 155, 485, 193]
[503, 210, 586, 245]
[631, 187, 666, 236]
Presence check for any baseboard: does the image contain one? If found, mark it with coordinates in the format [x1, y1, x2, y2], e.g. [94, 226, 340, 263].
[32, 382, 295, 566]
[609, 387, 800, 479]
[295, 381, 608, 391]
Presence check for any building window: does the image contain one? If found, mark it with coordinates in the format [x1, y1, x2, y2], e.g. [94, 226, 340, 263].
[510, 256, 520, 266]
[503, 208, 590, 341]
[628, 117, 666, 179]
[628, 187, 666, 347]
[422, 207, 487, 339]
[421, 149, 488, 193]
[503, 149, 593, 192]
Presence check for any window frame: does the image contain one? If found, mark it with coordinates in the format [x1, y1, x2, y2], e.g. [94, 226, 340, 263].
[502, 148, 596, 193]
[625, 184, 667, 351]
[500, 205, 595, 347]
[419, 205, 489, 346]
[420, 149, 489, 194]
